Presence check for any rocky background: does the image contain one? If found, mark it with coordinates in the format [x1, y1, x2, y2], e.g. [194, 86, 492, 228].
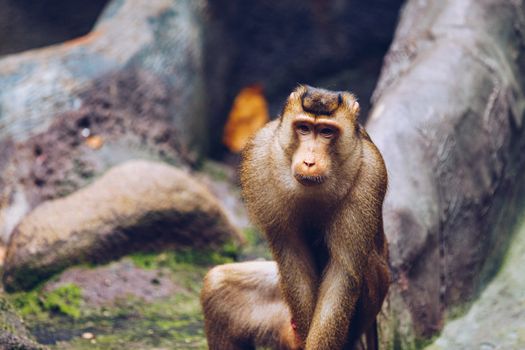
[0, 0, 524, 349]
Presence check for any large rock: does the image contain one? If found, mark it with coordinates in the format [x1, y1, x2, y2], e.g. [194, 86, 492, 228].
[0, 0, 207, 244]
[3, 160, 242, 291]
[426, 212, 525, 349]
[0, 0, 206, 147]
[366, 0, 525, 345]
[0, 0, 108, 56]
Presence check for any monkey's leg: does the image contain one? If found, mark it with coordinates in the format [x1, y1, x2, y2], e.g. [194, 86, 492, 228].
[349, 251, 390, 350]
[361, 253, 390, 350]
[201, 261, 300, 350]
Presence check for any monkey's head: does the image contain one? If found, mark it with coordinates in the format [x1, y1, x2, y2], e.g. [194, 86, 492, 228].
[277, 85, 362, 194]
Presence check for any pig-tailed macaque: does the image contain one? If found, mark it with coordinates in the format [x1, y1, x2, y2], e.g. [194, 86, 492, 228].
[202, 86, 390, 350]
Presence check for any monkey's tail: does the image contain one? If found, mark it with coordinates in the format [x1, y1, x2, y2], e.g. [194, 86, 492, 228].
[364, 320, 379, 350]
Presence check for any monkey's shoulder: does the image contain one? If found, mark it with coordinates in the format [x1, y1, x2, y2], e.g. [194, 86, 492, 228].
[360, 136, 388, 195]
[240, 120, 279, 186]
[242, 120, 279, 163]
[254, 119, 280, 145]
[357, 124, 372, 142]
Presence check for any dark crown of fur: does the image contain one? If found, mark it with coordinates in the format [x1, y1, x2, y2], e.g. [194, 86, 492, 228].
[301, 86, 342, 116]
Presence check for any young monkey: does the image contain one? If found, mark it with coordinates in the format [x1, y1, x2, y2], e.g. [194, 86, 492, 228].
[202, 86, 390, 350]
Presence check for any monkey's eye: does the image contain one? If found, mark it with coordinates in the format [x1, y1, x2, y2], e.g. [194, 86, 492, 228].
[319, 127, 336, 138]
[296, 124, 312, 135]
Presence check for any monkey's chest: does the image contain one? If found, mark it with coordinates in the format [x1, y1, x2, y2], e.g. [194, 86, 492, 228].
[303, 228, 330, 275]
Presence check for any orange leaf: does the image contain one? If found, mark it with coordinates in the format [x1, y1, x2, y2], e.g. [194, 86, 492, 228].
[85, 135, 104, 150]
[223, 85, 269, 153]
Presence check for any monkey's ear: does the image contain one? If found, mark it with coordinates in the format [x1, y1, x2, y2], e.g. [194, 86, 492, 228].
[351, 100, 360, 119]
[291, 85, 308, 100]
[342, 93, 360, 122]
[337, 91, 358, 118]
[282, 85, 307, 117]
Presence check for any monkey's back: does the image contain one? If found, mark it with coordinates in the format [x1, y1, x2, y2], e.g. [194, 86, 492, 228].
[240, 119, 287, 231]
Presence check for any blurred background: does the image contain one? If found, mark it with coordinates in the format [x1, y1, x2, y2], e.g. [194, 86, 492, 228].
[0, 0, 524, 349]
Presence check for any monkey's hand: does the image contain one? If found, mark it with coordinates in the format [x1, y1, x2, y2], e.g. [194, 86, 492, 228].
[280, 318, 304, 350]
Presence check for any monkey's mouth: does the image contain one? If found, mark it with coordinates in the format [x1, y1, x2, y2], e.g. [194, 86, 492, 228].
[294, 173, 326, 186]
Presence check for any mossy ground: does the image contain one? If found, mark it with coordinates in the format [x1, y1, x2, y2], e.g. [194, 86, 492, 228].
[5, 237, 270, 350]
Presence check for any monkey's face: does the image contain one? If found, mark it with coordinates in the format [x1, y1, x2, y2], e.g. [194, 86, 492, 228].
[279, 86, 361, 190]
[290, 117, 338, 186]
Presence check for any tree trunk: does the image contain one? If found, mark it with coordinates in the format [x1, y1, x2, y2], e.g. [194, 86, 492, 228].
[366, 0, 525, 345]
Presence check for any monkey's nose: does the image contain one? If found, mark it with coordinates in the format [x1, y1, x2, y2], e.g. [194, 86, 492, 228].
[303, 160, 315, 167]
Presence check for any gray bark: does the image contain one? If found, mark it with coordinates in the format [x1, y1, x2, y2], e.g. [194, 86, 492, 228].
[366, 0, 525, 344]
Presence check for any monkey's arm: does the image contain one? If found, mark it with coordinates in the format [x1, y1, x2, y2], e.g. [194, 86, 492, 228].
[305, 175, 385, 349]
[268, 229, 319, 342]
[305, 224, 376, 349]
[304, 256, 362, 350]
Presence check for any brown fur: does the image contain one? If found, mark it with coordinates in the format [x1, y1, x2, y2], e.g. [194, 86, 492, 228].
[301, 87, 342, 115]
[239, 86, 391, 349]
[201, 261, 302, 350]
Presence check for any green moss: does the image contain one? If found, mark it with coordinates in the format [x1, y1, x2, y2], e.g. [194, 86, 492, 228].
[0, 298, 20, 334]
[10, 283, 82, 319]
[10, 290, 42, 318]
[172, 247, 232, 266]
[6, 266, 208, 348]
[130, 245, 236, 272]
[44, 286, 208, 349]
[128, 252, 160, 270]
[415, 335, 438, 350]
[42, 284, 82, 319]
[445, 299, 474, 321]
[0, 297, 11, 312]
[239, 227, 272, 260]
[392, 325, 403, 350]
[220, 240, 240, 260]
[243, 227, 260, 245]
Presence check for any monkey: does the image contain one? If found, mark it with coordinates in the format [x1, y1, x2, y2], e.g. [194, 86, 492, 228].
[238, 85, 391, 349]
[200, 86, 389, 349]
[201, 261, 302, 350]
